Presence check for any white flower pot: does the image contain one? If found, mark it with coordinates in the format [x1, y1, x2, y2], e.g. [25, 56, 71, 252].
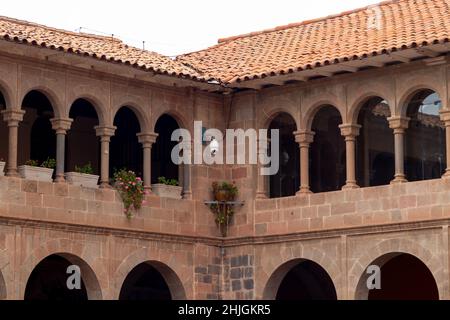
[151, 184, 182, 199]
[18, 165, 54, 182]
[65, 172, 99, 189]
[0, 161, 5, 176]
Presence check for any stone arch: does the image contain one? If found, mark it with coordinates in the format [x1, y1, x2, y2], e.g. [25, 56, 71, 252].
[348, 92, 393, 125]
[20, 239, 104, 300]
[259, 245, 341, 300]
[302, 99, 345, 131]
[152, 109, 188, 132]
[0, 80, 14, 110]
[349, 238, 445, 300]
[111, 101, 149, 133]
[68, 95, 107, 127]
[397, 84, 445, 117]
[113, 247, 188, 300]
[260, 107, 299, 131]
[20, 86, 63, 118]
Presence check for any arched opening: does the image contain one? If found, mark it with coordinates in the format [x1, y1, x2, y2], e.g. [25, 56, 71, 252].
[356, 252, 439, 300]
[264, 259, 337, 300]
[67, 99, 100, 174]
[356, 97, 394, 187]
[310, 105, 345, 193]
[152, 114, 180, 184]
[24, 253, 102, 300]
[111, 107, 142, 176]
[19, 91, 55, 165]
[119, 261, 185, 300]
[267, 113, 299, 198]
[405, 90, 445, 182]
[0, 92, 7, 166]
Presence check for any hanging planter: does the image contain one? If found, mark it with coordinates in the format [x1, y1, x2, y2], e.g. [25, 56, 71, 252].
[113, 169, 147, 219]
[210, 181, 239, 237]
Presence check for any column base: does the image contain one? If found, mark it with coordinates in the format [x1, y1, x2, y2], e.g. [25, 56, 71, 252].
[391, 175, 408, 184]
[182, 191, 192, 200]
[296, 187, 312, 196]
[5, 169, 19, 178]
[256, 192, 267, 199]
[54, 175, 66, 183]
[443, 170, 450, 179]
[99, 182, 112, 189]
[342, 182, 360, 190]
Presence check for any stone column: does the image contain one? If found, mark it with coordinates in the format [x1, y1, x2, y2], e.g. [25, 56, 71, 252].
[294, 130, 315, 195]
[339, 124, 361, 190]
[137, 132, 158, 191]
[256, 138, 269, 199]
[388, 116, 410, 184]
[50, 118, 73, 183]
[95, 126, 116, 188]
[440, 110, 450, 178]
[182, 139, 193, 200]
[1, 109, 25, 177]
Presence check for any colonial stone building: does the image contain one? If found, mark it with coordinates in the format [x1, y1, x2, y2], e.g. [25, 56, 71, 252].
[0, 0, 450, 300]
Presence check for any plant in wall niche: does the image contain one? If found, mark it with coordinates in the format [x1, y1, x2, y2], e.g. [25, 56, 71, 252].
[113, 169, 146, 219]
[210, 181, 239, 237]
[157, 176, 179, 186]
[75, 162, 94, 174]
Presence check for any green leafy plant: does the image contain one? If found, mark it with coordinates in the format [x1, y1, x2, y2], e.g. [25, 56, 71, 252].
[114, 169, 147, 219]
[212, 181, 238, 201]
[41, 158, 56, 169]
[210, 181, 239, 237]
[25, 160, 39, 167]
[75, 162, 94, 175]
[157, 176, 179, 186]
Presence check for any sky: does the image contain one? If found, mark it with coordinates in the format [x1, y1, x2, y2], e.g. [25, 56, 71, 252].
[1, 0, 379, 56]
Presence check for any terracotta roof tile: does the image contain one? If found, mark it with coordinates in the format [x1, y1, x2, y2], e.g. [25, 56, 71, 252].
[177, 0, 450, 83]
[0, 16, 206, 81]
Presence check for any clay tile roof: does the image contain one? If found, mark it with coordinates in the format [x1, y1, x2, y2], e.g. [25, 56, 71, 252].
[0, 16, 206, 81]
[177, 0, 450, 84]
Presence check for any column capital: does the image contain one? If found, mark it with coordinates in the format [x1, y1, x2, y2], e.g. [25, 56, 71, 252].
[50, 118, 73, 134]
[1, 109, 25, 125]
[339, 124, 361, 138]
[95, 125, 116, 138]
[388, 116, 410, 132]
[137, 132, 158, 147]
[294, 130, 315, 145]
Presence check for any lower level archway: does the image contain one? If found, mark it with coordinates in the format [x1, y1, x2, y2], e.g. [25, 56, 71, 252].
[264, 259, 337, 300]
[24, 253, 102, 300]
[119, 261, 185, 300]
[356, 253, 439, 300]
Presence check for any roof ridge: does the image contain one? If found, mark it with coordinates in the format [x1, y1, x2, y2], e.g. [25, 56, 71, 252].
[217, 0, 402, 44]
[0, 15, 122, 43]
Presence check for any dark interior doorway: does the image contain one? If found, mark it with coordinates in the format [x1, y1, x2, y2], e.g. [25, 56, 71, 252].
[24, 254, 88, 301]
[119, 262, 172, 300]
[276, 260, 337, 300]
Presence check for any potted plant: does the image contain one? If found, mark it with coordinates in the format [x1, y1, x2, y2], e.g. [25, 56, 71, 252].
[152, 177, 182, 199]
[113, 169, 147, 219]
[65, 162, 99, 188]
[212, 181, 238, 202]
[210, 181, 239, 237]
[0, 158, 5, 176]
[18, 158, 55, 182]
